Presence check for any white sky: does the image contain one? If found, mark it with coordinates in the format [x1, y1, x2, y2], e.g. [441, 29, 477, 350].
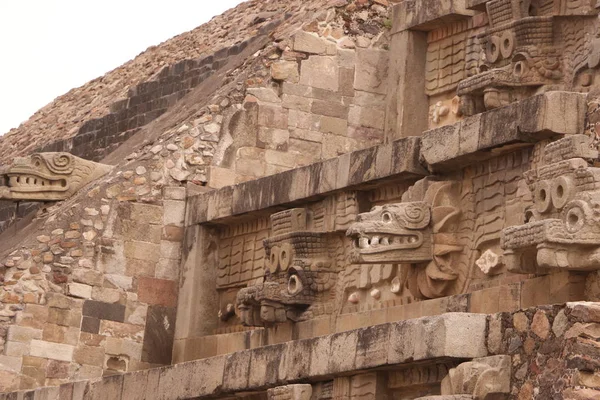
[0, 0, 246, 135]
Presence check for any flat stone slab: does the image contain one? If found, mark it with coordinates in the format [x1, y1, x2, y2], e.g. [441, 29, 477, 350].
[4, 313, 488, 400]
[420, 92, 587, 171]
[187, 136, 426, 225]
[392, 0, 474, 32]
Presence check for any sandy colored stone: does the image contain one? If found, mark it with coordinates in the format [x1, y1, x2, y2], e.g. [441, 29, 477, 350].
[531, 310, 550, 340]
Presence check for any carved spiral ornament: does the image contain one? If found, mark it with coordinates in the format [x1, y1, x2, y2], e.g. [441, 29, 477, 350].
[403, 203, 431, 230]
[47, 153, 74, 174]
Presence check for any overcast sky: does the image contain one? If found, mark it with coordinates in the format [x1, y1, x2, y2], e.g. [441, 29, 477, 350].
[0, 0, 246, 135]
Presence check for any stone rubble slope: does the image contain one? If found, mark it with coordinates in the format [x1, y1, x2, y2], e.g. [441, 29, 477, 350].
[0, 0, 317, 163]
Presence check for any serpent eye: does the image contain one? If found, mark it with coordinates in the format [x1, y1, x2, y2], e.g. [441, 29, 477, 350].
[382, 212, 392, 223]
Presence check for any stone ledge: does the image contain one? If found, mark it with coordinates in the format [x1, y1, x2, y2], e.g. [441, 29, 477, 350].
[2, 313, 488, 400]
[391, 0, 474, 33]
[420, 92, 587, 171]
[186, 136, 426, 225]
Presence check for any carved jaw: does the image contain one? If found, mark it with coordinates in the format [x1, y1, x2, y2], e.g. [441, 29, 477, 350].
[0, 153, 112, 201]
[346, 202, 432, 264]
[236, 271, 314, 327]
[347, 229, 430, 264]
[503, 201, 600, 271]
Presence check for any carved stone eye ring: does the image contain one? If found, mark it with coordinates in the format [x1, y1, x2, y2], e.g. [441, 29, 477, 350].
[269, 246, 280, 274]
[535, 180, 552, 213]
[287, 274, 303, 295]
[551, 176, 575, 209]
[382, 212, 393, 223]
[563, 200, 590, 233]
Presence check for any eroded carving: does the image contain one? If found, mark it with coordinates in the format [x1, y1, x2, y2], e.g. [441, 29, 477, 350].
[236, 208, 338, 326]
[440, 355, 511, 400]
[502, 134, 600, 272]
[267, 385, 312, 400]
[456, 0, 598, 115]
[0, 152, 112, 201]
[346, 180, 468, 299]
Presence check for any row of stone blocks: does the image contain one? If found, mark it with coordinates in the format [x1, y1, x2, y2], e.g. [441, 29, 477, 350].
[188, 91, 587, 225]
[0, 313, 488, 400]
[34, 18, 283, 164]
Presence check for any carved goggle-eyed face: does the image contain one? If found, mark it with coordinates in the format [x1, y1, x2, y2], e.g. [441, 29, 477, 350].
[531, 175, 577, 217]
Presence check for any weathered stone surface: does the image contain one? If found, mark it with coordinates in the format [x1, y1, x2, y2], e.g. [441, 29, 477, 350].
[420, 92, 586, 169]
[299, 56, 339, 92]
[354, 49, 389, 94]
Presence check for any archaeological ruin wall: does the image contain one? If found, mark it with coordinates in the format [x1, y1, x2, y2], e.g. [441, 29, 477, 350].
[4, 0, 600, 399]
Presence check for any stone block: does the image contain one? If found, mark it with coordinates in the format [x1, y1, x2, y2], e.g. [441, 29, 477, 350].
[67, 282, 92, 299]
[156, 257, 180, 281]
[73, 344, 105, 366]
[7, 326, 42, 343]
[48, 308, 82, 328]
[163, 200, 186, 227]
[354, 49, 389, 94]
[86, 375, 123, 400]
[320, 116, 347, 136]
[389, 314, 488, 364]
[299, 56, 339, 92]
[278, 339, 313, 382]
[163, 186, 186, 201]
[122, 368, 160, 400]
[130, 203, 162, 225]
[248, 344, 284, 388]
[258, 127, 290, 151]
[420, 92, 587, 170]
[100, 320, 144, 342]
[157, 356, 225, 399]
[348, 105, 385, 130]
[258, 104, 288, 129]
[121, 221, 162, 243]
[327, 330, 358, 374]
[391, 0, 474, 32]
[105, 337, 143, 360]
[29, 340, 74, 362]
[222, 350, 252, 392]
[82, 300, 126, 323]
[271, 61, 300, 83]
[293, 32, 335, 55]
[0, 355, 22, 372]
[355, 323, 391, 369]
[4, 341, 29, 357]
[141, 305, 176, 365]
[282, 94, 312, 112]
[247, 87, 282, 103]
[124, 240, 161, 262]
[137, 277, 178, 307]
[311, 100, 348, 119]
[207, 166, 237, 189]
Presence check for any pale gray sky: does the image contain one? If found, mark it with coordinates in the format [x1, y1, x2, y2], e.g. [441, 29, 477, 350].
[0, 0, 246, 135]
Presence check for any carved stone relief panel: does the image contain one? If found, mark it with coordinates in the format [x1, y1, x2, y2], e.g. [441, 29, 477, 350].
[426, 20, 480, 128]
[388, 363, 456, 400]
[502, 134, 600, 273]
[456, 0, 598, 116]
[346, 149, 532, 300]
[423, 0, 600, 128]
[235, 192, 362, 327]
[216, 148, 536, 328]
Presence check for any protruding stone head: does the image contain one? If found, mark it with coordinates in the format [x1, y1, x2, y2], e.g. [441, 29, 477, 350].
[346, 202, 432, 264]
[0, 152, 112, 201]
